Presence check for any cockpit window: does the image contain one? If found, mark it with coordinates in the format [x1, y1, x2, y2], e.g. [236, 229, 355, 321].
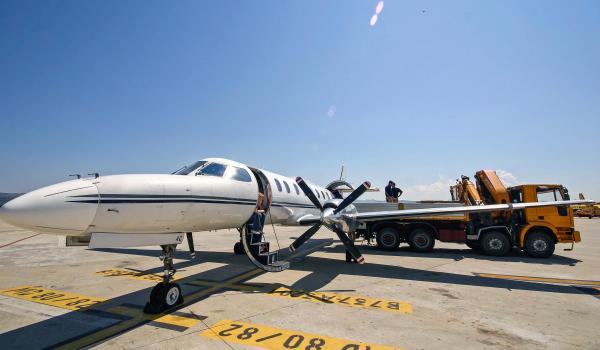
[229, 167, 252, 182]
[173, 160, 207, 175]
[196, 163, 227, 177]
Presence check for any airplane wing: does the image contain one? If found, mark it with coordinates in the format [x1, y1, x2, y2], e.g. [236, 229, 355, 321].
[354, 199, 594, 222]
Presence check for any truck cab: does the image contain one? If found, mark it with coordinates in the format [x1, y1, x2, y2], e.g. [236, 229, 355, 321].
[508, 184, 580, 256]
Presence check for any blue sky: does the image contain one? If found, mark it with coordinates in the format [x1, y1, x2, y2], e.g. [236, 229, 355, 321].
[1, 0, 599, 200]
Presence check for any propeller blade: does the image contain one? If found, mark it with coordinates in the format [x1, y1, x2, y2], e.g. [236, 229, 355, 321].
[289, 223, 321, 252]
[186, 232, 196, 259]
[333, 181, 371, 214]
[296, 177, 323, 211]
[331, 225, 364, 264]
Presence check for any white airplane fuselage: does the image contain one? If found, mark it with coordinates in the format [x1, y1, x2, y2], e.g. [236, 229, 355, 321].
[0, 158, 328, 238]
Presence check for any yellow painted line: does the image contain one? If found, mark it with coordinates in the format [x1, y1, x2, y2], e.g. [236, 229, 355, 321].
[187, 280, 262, 292]
[0, 285, 105, 311]
[476, 273, 600, 286]
[55, 269, 264, 350]
[96, 268, 179, 283]
[108, 306, 199, 328]
[267, 286, 412, 314]
[202, 319, 403, 350]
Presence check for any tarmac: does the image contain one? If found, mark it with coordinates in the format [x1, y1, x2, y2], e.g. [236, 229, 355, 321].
[0, 218, 599, 349]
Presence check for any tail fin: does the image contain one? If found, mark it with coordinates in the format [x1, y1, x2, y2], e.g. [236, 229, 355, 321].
[579, 193, 585, 200]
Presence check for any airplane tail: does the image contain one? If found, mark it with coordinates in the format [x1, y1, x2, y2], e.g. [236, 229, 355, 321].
[579, 193, 585, 200]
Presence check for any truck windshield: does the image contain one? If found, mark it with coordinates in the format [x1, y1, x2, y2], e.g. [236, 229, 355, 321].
[172, 161, 207, 175]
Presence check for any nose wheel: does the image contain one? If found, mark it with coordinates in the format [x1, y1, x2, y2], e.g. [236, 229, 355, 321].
[144, 244, 184, 314]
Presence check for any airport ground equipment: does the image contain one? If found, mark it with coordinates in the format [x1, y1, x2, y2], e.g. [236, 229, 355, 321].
[358, 170, 583, 258]
[573, 193, 600, 218]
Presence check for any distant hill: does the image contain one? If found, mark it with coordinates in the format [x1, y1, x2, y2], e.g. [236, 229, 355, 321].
[0, 193, 22, 206]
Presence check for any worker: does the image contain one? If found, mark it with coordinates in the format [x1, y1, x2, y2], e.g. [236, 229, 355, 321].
[250, 192, 266, 233]
[385, 180, 403, 203]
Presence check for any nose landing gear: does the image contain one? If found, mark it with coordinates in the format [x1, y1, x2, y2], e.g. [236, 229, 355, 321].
[144, 244, 184, 314]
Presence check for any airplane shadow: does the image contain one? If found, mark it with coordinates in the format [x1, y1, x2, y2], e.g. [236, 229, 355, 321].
[96, 246, 586, 294]
[0, 244, 592, 349]
[329, 243, 582, 266]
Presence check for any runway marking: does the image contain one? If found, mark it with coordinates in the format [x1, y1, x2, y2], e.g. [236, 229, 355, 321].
[0, 233, 42, 249]
[267, 287, 412, 314]
[52, 241, 332, 348]
[475, 273, 600, 286]
[186, 279, 263, 292]
[202, 319, 404, 350]
[0, 285, 105, 310]
[53, 268, 264, 350]
[96, 268, 180, 283]
[187, 280, 412, 314]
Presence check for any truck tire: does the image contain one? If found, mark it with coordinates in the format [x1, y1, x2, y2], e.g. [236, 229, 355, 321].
[408, 228, 435, 252]
[480, 231, 510, 256]
[525, 231, 555, 258]
[376, 227, 401, 251]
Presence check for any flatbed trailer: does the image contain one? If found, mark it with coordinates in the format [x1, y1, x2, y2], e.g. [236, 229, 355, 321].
[356, 203, 473, 253]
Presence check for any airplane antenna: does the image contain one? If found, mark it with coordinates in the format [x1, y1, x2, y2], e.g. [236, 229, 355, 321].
[69, 174, 81, 179]
[339, 165, 345, 181]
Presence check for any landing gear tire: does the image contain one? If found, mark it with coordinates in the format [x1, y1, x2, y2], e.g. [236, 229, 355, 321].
[480, 231, 510, 256]
[144, 282, 183, 314]
[234, 241, 245, 255]
[144, 244, 183, 314]
[407, 228, 435, 252]
[376, 227, 401, 251]
[525, 231, 555, 258]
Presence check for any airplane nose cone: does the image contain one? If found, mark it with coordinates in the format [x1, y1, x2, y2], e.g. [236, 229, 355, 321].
[0, 180, 99, 235]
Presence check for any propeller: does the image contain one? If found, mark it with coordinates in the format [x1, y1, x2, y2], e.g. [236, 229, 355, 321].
[333, 181, 371, 214]
[289, 177, 370, 263]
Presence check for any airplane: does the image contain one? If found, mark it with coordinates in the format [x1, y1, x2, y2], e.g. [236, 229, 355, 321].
[0, 157, 593, 313]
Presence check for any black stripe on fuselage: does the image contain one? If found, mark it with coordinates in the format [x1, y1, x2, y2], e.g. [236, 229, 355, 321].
[66, 194, 317, 209]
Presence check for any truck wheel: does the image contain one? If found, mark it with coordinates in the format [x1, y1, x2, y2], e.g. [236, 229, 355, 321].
[408, 228, 435, 252]
[525, 231, 555, 258]
[480, 231, 510, 256]
[376, 227, 401, 251]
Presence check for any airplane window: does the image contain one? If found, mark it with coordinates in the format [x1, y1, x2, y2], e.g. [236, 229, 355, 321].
[293, 184, 300, 195]
[321, 191, 326, 199]
[196, 163, 227, 177]
[229, 167, 252, 182]
[283, 181, 291, 193]
[315, 188, 320, 199]
[173, 160, 206, 175]
[274, 178, 283, 192]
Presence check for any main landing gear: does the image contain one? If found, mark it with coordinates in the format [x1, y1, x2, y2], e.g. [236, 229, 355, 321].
[143, 244, 184, 314]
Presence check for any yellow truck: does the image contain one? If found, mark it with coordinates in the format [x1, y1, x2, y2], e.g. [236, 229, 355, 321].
[357, 170, 582, 258]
